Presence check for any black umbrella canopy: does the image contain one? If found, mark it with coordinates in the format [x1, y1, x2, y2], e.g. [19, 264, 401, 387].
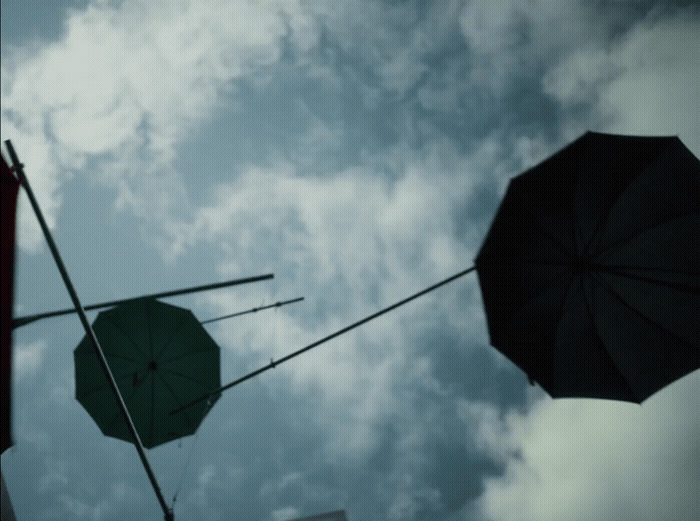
[475, 131, 700, 403]
[75, 297, 221, 448]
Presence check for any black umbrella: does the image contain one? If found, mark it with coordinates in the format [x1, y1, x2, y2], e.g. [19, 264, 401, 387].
[475, 131, 700, 402]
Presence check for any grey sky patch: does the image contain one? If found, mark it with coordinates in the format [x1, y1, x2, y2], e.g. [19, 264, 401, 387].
[0, 0, 86, 47]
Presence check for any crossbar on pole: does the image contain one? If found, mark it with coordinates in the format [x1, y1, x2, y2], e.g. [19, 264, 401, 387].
[12, 274, 274, 328]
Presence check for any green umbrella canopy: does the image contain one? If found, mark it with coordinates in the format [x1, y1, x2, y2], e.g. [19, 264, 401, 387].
[74, 297, 221, 449]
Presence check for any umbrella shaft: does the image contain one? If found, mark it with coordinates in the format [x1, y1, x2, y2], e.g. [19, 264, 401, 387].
[172, 266, 476, 415]
[200, 297, 305, 324]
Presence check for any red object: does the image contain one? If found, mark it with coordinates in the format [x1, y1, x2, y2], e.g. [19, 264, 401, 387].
[1, 152, 19, 454]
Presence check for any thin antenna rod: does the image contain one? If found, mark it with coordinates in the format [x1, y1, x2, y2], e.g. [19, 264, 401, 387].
[13, 274, 274, 328]
[200, 297, 304, 324]
[5, 140, 174, 521]
[172, 266, 476, 416]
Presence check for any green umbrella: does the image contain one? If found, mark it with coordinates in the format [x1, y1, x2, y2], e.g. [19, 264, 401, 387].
[74, 297, 221, 449]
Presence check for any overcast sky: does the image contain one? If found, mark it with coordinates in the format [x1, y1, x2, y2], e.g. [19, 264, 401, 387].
[2, 1, 699, 520]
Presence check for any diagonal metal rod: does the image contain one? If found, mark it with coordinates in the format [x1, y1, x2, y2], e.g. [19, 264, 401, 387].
[172, 266, 476, 416]
[200, 297, 304, 324]
[5, 140, 174, 521]
[13, 274, 274, 328]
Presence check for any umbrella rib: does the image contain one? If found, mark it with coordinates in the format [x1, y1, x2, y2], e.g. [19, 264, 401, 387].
[534, 219, 574, 258]
[76, 350, 137, 365]
[573, 204, 586, 256]
[105, 353, 137, 363]
[595, 213, 698, 261]
[523, 262, 700, 293]
[147, 301, 153, 362]
[600, 264, 700, 277]
[162, 368, 213, 388]
[584, 275, 640, 401]
[104, 380, 144, 436]
[77, 370, 136, 399]
[603, 268, 700, 295]
[592, 272, 698, 352]
[153, 315, 188, 362]
[154, 371, 196, 430]
[150, 370, 155, 449]
[504, 266, 573, 332]
[105, 314, 149, 360]
[546, 270, 578, 391]
[160, 348, 216, 365]
[582, 208, 610, 257]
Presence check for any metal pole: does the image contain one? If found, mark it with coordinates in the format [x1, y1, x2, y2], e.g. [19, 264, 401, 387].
[13, 274, 274, 328]
[172, 266, 476, 415]
[200, 297, 304, 324]
[5, 140, 174, 521]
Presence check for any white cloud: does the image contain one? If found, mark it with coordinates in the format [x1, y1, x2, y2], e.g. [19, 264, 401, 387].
[184, 88, 480, 276]
[388, 482, 442, 520]
[1, 0, 317, 252]
[471, 372, 700, 521]
[272, 506, 300, 521]
[38, 457, 70, 492]
[185, 460, 245, 515]
[309, 0, 466, 102]
[0, 121, 65, 253]
[595, 13, 699, 154]
[109, 480, 142, 502]
[173, 142, 490, 483]
[543, 7, 700, 153]
[59, 494, 111, 520]
[13, 339, 48, 378]
[458, 0, 700, 156]
[192, 140, 478, 293]
[198, 463, 217, 488]
[458, 0, 600, 92]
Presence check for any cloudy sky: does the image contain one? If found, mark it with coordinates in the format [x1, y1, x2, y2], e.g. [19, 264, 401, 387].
[2, 0, 699, 519]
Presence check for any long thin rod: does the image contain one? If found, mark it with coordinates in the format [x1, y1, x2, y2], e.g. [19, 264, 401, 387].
[5, 140, 174, 521]
[200, 297, 305, 324]
[172, 266, 476, 416]
[13, 274, 274, 328]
